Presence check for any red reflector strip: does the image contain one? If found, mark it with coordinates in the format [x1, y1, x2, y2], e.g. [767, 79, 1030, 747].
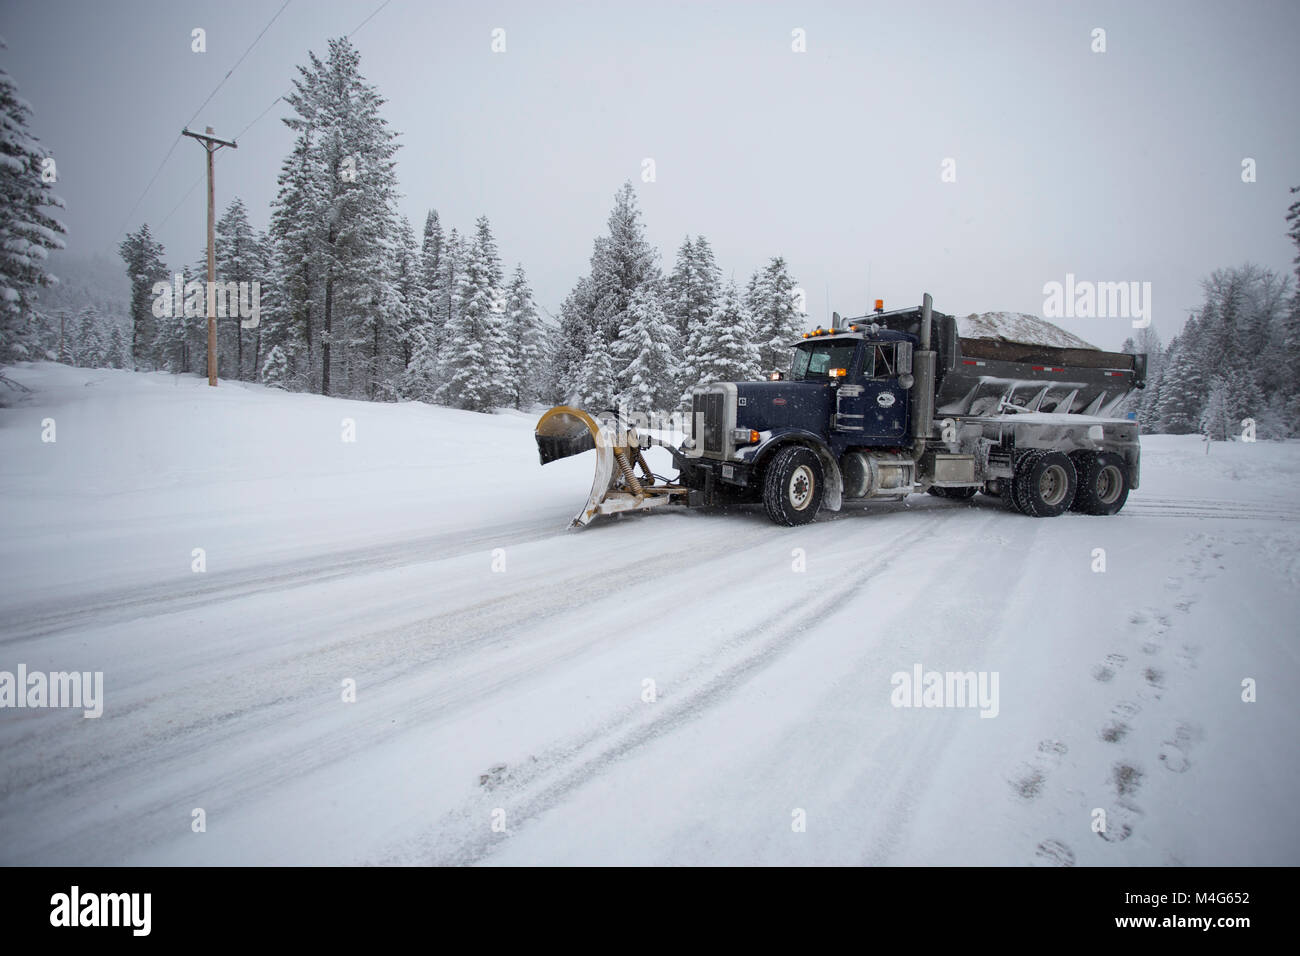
[962, 359, 985, 366]
[1032, 366, 1063, 372]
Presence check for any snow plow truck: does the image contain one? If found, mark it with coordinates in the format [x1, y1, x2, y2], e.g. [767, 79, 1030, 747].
[535, 294, 1146, 527]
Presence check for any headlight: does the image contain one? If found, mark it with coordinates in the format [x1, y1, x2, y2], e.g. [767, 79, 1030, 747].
[732, 428, 760, 445]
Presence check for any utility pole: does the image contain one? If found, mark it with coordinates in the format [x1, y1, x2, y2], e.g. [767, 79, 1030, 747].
[181, 126, 237, 386]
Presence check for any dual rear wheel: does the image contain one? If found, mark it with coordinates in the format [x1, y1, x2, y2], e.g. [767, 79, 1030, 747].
[1009, 449, 1129, 517]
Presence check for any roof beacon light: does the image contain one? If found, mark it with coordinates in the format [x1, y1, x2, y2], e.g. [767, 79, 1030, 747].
[874, 299, 884, 313]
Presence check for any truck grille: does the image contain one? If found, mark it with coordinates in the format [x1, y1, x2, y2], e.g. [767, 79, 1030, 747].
[694, 391, 726, 457]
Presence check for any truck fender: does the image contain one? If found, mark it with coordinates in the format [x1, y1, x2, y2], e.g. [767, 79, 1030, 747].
[752, 430, 843, 513]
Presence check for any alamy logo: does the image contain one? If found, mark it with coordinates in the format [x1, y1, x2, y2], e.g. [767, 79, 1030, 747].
[890, 663, 999, 718]
[151, 273, 261, 329]
[50, 886, 150, 936]
[0, 665, 103, 717]
[1042, 273, 1152, 328]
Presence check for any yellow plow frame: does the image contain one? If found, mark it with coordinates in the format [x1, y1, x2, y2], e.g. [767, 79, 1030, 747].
[535, 406, 689, 527]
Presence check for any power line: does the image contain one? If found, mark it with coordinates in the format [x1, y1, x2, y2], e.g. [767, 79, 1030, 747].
[348, 0, 393, 37]
[183, 0, 293, 130]
[113, 133, 182, 239]
[159, 90, 286, 230]
[115, 0, 292, 240]
[150, 0, 390, 236]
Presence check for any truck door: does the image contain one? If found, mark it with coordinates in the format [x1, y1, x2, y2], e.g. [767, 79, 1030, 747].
[857, 341, 908, 441]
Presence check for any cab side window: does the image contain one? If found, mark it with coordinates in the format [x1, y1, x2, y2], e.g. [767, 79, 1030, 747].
[872, 343, 896, 378]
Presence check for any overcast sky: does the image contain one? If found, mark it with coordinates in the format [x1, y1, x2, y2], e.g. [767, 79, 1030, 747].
[2, 0, 1297, 349]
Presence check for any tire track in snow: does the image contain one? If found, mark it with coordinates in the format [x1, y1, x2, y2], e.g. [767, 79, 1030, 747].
[0, 515, 796, 863]
[377, 513, 969, 865]
[1124, 496, 1300, 521]
[0, 516, 573, 644]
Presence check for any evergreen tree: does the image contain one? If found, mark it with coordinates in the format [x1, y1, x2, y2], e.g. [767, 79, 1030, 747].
[0, 43, 67, 364]
[696, 281, 761, 385]
[674, 236, 723, 402]
[553, 275, 596, 400]
[1283, 185, 1300, 431]
[504, 264, 546, 409]
[589, 182, 660, 349]
[664, 237, 698, 340]
[260, 344, 289, 388]
[614, 286, 677, 410]
[1199, 376, 1233, 441]
[152, 263, 198, 373]
[268, 133, 323, 386]
[420, 209, 443, 310]
[436, 217, 507, 411]
[75, 306, 103, 367]
[54, 309, 73, 364]
[437, 227, 462, 343]
[1154, 337, 1202, 434]
[392, 216, 426, 373]
[280, 36, 401, 397]
[574, 327, 616, 409]
[117, 224, 167, 370]
[106, 322, 127, 369]
[214, 197, 263, 380]
[746, 256, 803, 374]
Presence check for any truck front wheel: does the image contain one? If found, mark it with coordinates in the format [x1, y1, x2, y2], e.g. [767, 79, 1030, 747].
[1012, 450, 1077, 517]
[762, 446, 824, 526]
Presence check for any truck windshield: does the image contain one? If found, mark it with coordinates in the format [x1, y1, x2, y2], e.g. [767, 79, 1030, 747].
[791, 342, 857, 380]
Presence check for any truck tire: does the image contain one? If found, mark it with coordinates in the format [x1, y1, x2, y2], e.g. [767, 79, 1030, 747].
[927, 486, 978, 500]
[762, 446, 824, 526]
[1070, 451, 1130, 516]
[1011, 450, 1077, 518]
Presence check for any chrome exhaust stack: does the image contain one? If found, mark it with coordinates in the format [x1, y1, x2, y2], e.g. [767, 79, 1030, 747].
[911, 293, 937, 459]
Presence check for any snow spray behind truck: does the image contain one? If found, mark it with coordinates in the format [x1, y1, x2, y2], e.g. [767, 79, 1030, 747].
[536, 294, 1146, 527]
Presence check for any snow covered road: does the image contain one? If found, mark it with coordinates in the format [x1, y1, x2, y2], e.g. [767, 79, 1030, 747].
[1, 364, 1297, 865]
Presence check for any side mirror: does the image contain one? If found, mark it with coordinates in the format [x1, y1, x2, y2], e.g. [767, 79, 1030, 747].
[896, 342, 913, 389]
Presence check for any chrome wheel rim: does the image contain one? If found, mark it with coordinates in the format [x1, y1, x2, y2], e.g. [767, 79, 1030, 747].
[789, 465, 814, 510]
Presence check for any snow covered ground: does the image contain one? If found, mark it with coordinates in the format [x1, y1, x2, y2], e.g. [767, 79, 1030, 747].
[1, 362, 1297, 866]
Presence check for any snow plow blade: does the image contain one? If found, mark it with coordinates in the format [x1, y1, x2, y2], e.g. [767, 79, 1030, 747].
[535, 405, 689, 528]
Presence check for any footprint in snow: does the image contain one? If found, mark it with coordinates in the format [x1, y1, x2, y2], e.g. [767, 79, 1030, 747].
[1111, 700, 1141, 720]
[1036, 739, 1068, 765]
[1159, 721, 1203, 773]
[1034, 839, 1076, 867]
[1099, 720, 1129, 744]
[1159, 744, 1191, 773]
[1097, 802, 1141, 843]
[1093, 651, 1130, 682]
[1111, 762, 1144, 798]
[1012, 767, 1046, 800]
[478, 763, 509, 789]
